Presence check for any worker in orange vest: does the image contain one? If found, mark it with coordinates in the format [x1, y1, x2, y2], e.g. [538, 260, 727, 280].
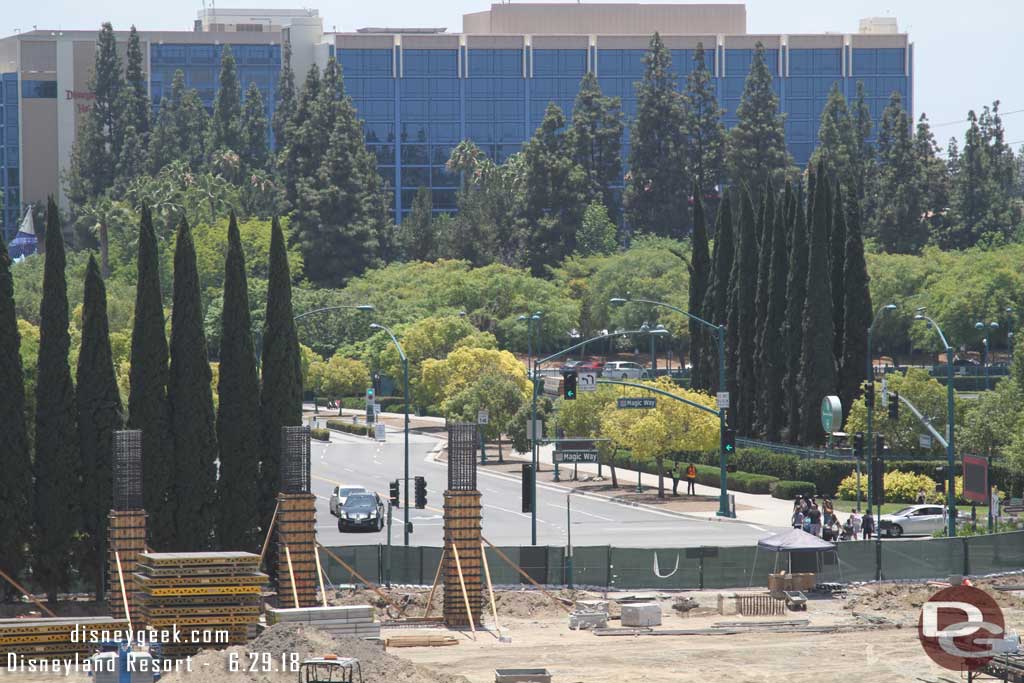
[685, 462, 698, 496]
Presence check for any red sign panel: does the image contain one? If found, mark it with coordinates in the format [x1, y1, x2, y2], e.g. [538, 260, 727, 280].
[962, 455, 989, 504]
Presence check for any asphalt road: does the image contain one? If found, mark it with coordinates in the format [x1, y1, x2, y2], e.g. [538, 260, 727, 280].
[310, 426, 779, 549]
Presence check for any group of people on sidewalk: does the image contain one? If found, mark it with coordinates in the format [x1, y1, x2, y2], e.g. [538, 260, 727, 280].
[792, 495, 876, 541]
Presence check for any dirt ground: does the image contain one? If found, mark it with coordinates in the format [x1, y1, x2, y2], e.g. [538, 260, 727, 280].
[7, 580, 1023, 682]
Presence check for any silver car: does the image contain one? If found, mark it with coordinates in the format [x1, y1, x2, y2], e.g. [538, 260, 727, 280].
[603, 361, 645, 380]
[879, 504, 947, 537]
[329, 486, 367, 517]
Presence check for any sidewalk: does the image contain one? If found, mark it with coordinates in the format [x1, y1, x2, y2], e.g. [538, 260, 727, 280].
[532, 445, 795, 529]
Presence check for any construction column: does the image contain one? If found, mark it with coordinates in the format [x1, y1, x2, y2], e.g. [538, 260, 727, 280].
[107, 429, 147, 620]
[443, 423, 483, 628]
[276, 425, 318, 607]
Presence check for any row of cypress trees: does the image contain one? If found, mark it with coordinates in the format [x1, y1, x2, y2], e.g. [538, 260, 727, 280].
[689, 160, 872, 445]
[0, 203, 301, 601]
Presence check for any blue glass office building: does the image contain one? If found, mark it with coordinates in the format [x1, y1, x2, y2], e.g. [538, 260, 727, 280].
[0, 4, 913, 236]
[338, 25, 912, 221]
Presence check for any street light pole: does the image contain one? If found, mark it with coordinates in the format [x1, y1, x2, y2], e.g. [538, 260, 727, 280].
[1007, 307, 1015, 360]
[519, 312, 542, 546]
[974, 321, 999, 391]
[611, 296, 733, 518]
[865, 304, 897, 518]
[369, 322, 410, 545]
[915, 312, 957, 537]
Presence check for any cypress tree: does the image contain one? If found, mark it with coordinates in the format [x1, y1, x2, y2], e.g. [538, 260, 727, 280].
[839, 196, 873, 420]
[701, 195, 733, 393]
[731, 191, 759, 434]
[33, 198, 80, 602]
[756, 181, 792, 441]
[810, 84, 855, 194]
[259, 216, 303, 530]
[128, 206, 174, 549]
[624, 33, 689, 238]
[568, 72, 623, 211]
[725, 42, 791, 192]
[751, 183, 774, 434]
[797, 163, 837, 444]
[851, 81, 873, 206]
[167, 218, 218, 550]
[272, 41, 297, 152]
[782, 190, 809, 442]
[211, 45, 243, 154]
[216, 213, 262, 551]
[76, 256, 124, 598]
[682, 42, 726, 198]
[830, 181, 848, 371]
[240, 82, 269, 172]
[0, 234, 32, 600]
[687, 185, 711, 392]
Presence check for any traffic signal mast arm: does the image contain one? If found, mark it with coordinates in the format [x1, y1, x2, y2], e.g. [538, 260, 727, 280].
[892, 391, 949, 449]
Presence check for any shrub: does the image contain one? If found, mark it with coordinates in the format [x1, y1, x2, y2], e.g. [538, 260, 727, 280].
[837, 470, 939, 504]
[730, 449, 799, 480]
[772, 480, 817, 500]
[794, 459, 854, 497]
[325, 419, 372, 437]
[310, 428, 330, 441]
[692, 464, 778, 494]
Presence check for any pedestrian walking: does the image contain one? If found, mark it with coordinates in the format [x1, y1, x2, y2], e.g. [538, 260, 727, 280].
[916, 489, 926, 505]
[850, 511, 862, 539]
[807, 503, 822, 537]
[685, 462, 697, 496]
[863, 510, 875, 540]
[792, 508, 805, 529]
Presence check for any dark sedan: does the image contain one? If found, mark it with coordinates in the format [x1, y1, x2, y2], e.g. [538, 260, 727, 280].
[337, 493, 385, 532]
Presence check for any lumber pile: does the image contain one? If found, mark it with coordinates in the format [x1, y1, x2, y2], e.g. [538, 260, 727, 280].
[384, 634, 459, 648]
[134, 551, 266, 656]
[0, 616, 128, 659]
[265, 605, 380, 638]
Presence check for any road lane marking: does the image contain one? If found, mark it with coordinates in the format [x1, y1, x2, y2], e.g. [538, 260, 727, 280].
[545, 503, 613, 522]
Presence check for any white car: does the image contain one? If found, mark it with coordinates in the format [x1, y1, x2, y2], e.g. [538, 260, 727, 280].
[329, 486, 367, 517]
[879, 504, 948, 537]
[602, 361, 645, 380]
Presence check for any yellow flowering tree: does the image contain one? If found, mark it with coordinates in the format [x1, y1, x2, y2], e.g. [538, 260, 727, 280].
[601, 378, 718, 497]
[420, 346, 531, 415]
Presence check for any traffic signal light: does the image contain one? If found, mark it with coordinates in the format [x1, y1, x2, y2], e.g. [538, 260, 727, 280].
[522, 464, 534, 513]
[935, 466, 946, 493]
[852, 432, 864, 459]
[888, 391, 899, 420]
[864, 383, 875, 408]
[414, 476, 427, 509]
[366, 387, 375, 402]
[875, 433, 886, 455]
[871, 457, 885, 505]
[389, 480, 400, 508]
[562, 372, 577, 400]
[722, 428, 736, 455]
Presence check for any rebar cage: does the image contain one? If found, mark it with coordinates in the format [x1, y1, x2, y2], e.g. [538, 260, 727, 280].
[112, 429, 143, 510]
[280, 425, 311, 494]
[447, 422, 478, 491]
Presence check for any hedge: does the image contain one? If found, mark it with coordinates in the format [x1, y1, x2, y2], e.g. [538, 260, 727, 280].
[692, 464, 778, 495]
[772, 480, 817, 500]
[325, 420, 372, 437]
[310, 428, 330, 441]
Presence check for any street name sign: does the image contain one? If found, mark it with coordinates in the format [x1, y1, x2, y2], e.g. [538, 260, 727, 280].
[919, 434, 932, 449]
[617, 397, 657, 409]
[554, 439, 599, 464]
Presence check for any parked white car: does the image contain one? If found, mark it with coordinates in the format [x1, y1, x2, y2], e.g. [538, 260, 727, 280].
[879, 504, 948, 537]
[602, 361, 645, 380]
[329, 486, 367, 517]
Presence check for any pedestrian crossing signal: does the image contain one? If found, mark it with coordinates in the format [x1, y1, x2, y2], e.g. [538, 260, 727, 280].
[389, 480, 400, 508]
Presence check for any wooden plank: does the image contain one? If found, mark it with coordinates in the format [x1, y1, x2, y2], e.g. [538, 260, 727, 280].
[451, 543, 476, 639]
[481, 536, 572, 614]
[0, 569, 57, 618]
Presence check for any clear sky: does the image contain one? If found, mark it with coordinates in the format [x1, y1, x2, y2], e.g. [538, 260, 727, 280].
[4, 0, 1022, 150]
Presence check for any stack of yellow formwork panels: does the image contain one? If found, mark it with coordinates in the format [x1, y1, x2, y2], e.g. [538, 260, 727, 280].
[0, 616, 128, 661]
[134, 552, 266, 656]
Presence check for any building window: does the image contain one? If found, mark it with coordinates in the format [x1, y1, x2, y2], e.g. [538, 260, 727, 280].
[236, 24, 264, 32]
[21, 80, 57, 98]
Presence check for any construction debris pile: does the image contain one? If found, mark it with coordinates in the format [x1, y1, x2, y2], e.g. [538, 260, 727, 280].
[0, 616, 127, 660]
[134, 551, 266, 656]
[266, 605, 380, 639]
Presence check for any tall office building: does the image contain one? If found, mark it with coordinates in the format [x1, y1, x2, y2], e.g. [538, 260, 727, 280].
[0, 3, 912, 236]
